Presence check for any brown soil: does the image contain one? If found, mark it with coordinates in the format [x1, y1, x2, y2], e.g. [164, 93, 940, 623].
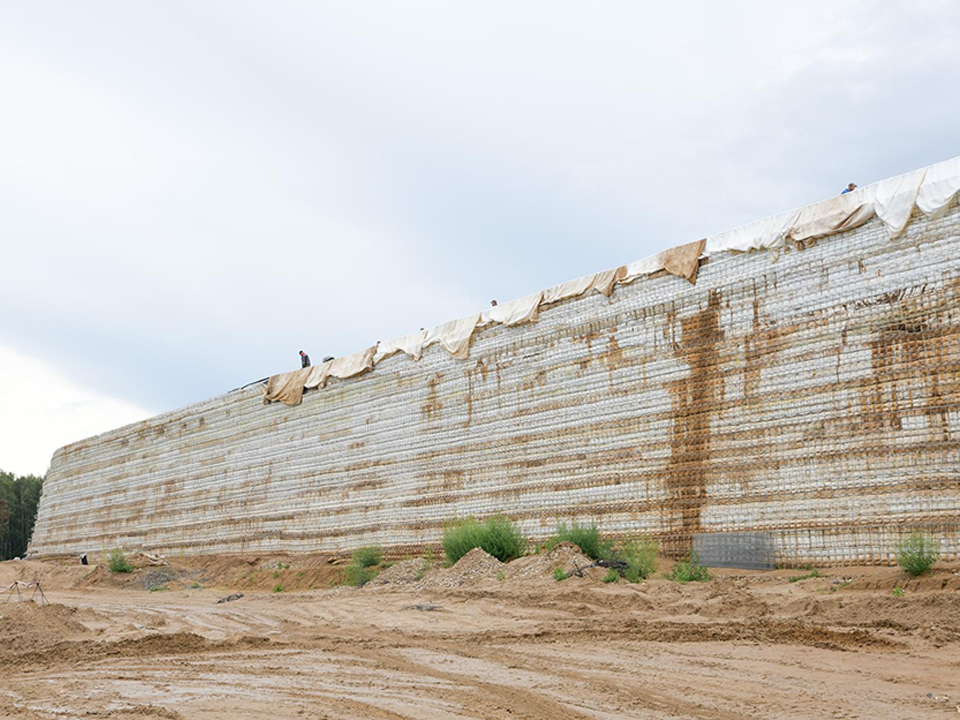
[1, 556, 959, 719]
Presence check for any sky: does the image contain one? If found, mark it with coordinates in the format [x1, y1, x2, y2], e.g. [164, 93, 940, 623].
[2, 1, 959, 476]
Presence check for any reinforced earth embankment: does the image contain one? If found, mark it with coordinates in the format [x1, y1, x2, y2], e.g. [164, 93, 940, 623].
[28, 160, 960, 565]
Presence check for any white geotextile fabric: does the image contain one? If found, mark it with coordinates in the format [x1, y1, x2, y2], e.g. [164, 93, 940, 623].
[917, 156, 960, 218]
[704, 209, 799, 254]
[542, 273, 603, 304]
[705, 155, 960, 255]
[375, 330, 428, 363]
[481, 291, 544, 326]
[872, 167, 926, 238]
[266, 155, 960, 404]
[265, 346, 377, 405]
[326, 345, 377, 381]
[541, 266, 628, 305]
[423, 313, 482, 360]
[787, 191, 877, 245]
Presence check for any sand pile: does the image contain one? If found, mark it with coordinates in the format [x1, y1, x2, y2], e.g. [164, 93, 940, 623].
[368, 558, 427, 586]
[504, 542, 596, 580]
[0, 602, 93, 654]
[418, 548, 503, 589]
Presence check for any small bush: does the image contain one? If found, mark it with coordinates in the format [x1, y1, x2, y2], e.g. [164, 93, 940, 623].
[442, 519, 484, 564]
[272, 584, 284, 593]
[668, 552, 710, 583]
[893, 586, 905, 597]
[148, 585, 169, 592]
[343, 563, 377, 587]
[352, 545, 383, 568]
[602, 568, 620, 583]
[442, 516, 525, 564]
[620, 537, 658, 583]
[107, 548, 134, 573]
[272, 571, 280, 579]
[190, 582, 202, 589]
[553, 567, 568, 582]
[497, 570, 505, 581]
[788, 570, 821, 582]
[546, 522, 612, 561]
[482, 516, 526, 562]
[896, 531, 939, 576]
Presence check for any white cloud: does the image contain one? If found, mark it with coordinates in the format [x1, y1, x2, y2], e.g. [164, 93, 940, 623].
[0, 345, 152, 477]
[0, 0, 957, 430]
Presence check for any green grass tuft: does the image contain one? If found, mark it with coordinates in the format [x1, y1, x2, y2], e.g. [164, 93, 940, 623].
[343, 563, 377, 587]
[546, 522, 612, 561]
[107, 548, 134, 574]
[620, 537, 658, 582]
[895, 531, 939, 576]
[667, 552, 710, 583]
[602, 568, 620, 584]
[272, 583, 284, 593]
[788, 570, 821, 582]
[552, 567, 568, 582]
[442, 516, 526, 564]
[351, 546, 383, 568]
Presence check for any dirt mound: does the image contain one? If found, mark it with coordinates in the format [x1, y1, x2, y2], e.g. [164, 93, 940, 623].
[504, 542, 595, 580]
[0, 602, 94, 654]
[417, 548, 503, 589]
[67, 553, 344, 593]
[5, 631, 272, 668]
[816, 591, 960, 636]
[658, 577, 771, 620]
[847, 567, 960, 593]
[0, 558, 95, 590]
[368, 558, 427, 586]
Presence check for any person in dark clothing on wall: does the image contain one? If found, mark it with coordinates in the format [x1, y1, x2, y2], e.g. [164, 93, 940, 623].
[299, 350, 311, 368]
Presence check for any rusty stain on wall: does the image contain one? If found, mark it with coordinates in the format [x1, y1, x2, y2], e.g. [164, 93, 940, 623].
[665, 290, 721, 553]
[27, 202, 960, 566]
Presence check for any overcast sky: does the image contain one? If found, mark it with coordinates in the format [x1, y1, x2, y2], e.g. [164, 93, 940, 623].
[2, 1, 959, 476]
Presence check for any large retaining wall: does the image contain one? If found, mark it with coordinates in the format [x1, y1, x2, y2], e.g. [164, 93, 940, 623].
[29, 200, 960, 565]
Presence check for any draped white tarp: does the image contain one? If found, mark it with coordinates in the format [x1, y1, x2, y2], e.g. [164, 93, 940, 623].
[872, 167, 927, 238]
[481, 291, 544, 326]
[265, 346, 377, 405]
[423, 313, 483, 360]
[917, 156, 960, 218]
[374, 329, 428, 363]
[266, 155, 960, 403]
[705, 155, 960, 255]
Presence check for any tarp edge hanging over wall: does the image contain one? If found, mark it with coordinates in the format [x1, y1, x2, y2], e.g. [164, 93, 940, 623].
[265, 155, 960, 405]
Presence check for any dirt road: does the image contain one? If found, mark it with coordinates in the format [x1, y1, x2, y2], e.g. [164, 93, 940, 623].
[2, 551, 959, 719]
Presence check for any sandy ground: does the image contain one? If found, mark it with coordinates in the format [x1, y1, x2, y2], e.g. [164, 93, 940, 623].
[2, 549, 959, 720]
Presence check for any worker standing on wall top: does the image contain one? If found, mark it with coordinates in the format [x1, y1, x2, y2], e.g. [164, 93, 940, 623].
[841, 182, 857, 194]
[299, 350, 311, 368]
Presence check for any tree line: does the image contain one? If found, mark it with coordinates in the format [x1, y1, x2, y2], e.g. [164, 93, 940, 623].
[0, 470, 44, 560]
